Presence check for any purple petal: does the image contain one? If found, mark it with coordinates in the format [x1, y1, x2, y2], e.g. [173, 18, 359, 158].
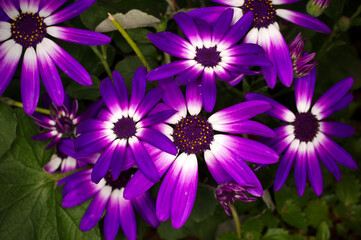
[312, 77, 353, 119]
[0, 5, 10, 21]
[60, 156, 77, 173]
[268, 23, 293, 87]
[214, 65, 233, 82]
[156, 31, 195, 52]
[58, 139, 77, 158]
[272, 0, 303, 4]
[156, 154, 186, 221]
[187, 6, 230, 26]
[132, 192, 159, 228]
[113, 71, 129, 116]
[118, 189, 137, 240]
[128, 67, 147, 118]
[319, 93, 353, 119]
[21, 47, 40, 114]
[146, 60, 195, 81]
[147, 32, 195, 59]
[75, 130, 115, 156]
[110, 139, 127, 180]
[43, 154, 61, 173]
[274, 139, 300, 191]
[295, 68, 316, 113]
[44, 0, 97, 25]
[91, 140, 118, 184]
[214, 134, 279, 164]
[212, 120, 276, 137]
[128, 136, 160, 182]
[75, 99, 103, 123]
[245, 93, 296, 122]
[76, 119, 112, 135]
[137, 110, 177, 128]
[100, 77, 123, 117]
[175, 63, 203, 85]
[320, 121, 354, 138]
[173, 12, 203, 48]
[36, 41, 64, 106]
[186, 83, 203, 115]
[314, 139, 341, 181]
[0, 41, 21, 96]
[20, 0, 41, 13]
[211, 0, 244, 6]
[63, 179, 105, 207]
[58, 168, 91, 186]
[212, 8, 234, 45]
[210, 141, 263, 196]
[104, 189, 120, 240]
[0, 0, 18, 19]
[222, 55, 272, 67]
[195, 19, 212, 47]
[294, 142, 307, 196]
[221, 43, 265, 57]
[201, 67, 217, 112]
[133, 87, 164, 122]
[39, 0, 67, 17]
[204, 150, 233, 184]
[80, 186, 112, 231]
[31, 130, 57, 141]
[136, 127, 177, 155]
[276, 9, 331, 33]
[171, 154, 198, 229]
[218, 11, 253, 51]
[306, 142, 323, 196]
[208, 100, 271, 125]
[0, 21, 11, 42]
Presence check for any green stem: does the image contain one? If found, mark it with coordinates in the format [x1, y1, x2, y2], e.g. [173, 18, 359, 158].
[108, 13, 151, 71]
[229, 204, 242, 240]
[315, 26, 340, 60]
[0, 97, 50, 115]
[90, 45, 113, 79]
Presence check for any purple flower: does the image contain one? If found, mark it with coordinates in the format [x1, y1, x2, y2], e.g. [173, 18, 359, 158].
[0, 0, 111, 114]
[75, 68, 178, 184]
[59, 167, 159, 240]
[44, 150, 89, 174]
[146, 10, 271, 112]
[188, 0, 331, 88]
[245, 69, 357, 196]
[123, 80, 279, 228]
[216, 183, 257, 216]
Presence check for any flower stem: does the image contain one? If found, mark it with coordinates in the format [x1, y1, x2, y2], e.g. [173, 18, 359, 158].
[0, 97, 50, 115]
[90, 45, 113, 79]
[229, 203, 242, 240]
[108, 13, 151, 71]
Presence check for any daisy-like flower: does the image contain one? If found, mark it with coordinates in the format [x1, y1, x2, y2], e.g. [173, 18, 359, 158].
[123, 80, 279, 228]
[146, 9, 272, 112]
[245, 69, 357, 196]
[216, 183, 257, 216]
[188, 0, 331, 88]
[0, 0, 111, 114]
[59, 166, 159, 240]
[75, 68, 178, 185]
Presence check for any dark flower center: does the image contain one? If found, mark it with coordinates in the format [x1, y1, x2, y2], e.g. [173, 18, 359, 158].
[56, 116, 74, 138]
[104, 168, 136, 189]
[293, 112, 319, 142]
[172, 115, 214, 155]
[241, 0, 276, 28]
[113, 117, 137, 139]
[11, 12, 47, 48]
[195, 46, 221, 67]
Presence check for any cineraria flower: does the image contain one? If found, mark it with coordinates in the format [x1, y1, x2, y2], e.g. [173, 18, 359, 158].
[0, 0, 111, 114]
[245, 69, 357, 196]
[188, 0, 331, 88]
[146, 10, 272, 112]
[75, 68, 178, 184]
[59, 166, 159, 240]
[123, 80, 279, 228]
[216, 183, 257, 216]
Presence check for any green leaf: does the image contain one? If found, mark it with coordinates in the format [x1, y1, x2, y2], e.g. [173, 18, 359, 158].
[316, 221, 330, 240]
[278, 200, 307, 231]
[260, 210, 280, 229]
[262, 228, 289, 240]
[0, 103, 17, 159]
[335, 174, 361, 206]
[189, 185, 218, 222]
[157, 220, 188, 240]
[304, 200, 331, 228]
[217, 232, 238, 240]
[242, 218, 263, 240]
[66, 76, 100, 100]
[0, 109, 100, 240]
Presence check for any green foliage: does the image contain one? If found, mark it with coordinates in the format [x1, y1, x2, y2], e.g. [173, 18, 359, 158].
[66, 76, 101, 100]
[189, 185, 218, 222]
[0, 103, 17, 159]
[305, 200, 331, 228]
[335, 174, 361, 206]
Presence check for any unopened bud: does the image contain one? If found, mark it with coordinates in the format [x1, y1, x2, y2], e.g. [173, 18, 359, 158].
[307, 0, 330, 17]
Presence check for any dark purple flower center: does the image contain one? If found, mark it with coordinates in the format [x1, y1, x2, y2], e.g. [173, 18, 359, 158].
[172, 115, 214, 155]
[104, 168, 136, 189]
[55, 116, 74, 138]
[195, 46, 221, 67]
[241, 0, 276, 28]
[113, 117, 136, 139]
[11, 12, 47, 48]
[293, 112, 319, 142]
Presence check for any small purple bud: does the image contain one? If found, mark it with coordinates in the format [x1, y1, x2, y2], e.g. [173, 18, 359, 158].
[307, 0, 331, 17]
[215, 183, 257, 216]
[289, 33, 305, 60]
[294, 52, 318, 77]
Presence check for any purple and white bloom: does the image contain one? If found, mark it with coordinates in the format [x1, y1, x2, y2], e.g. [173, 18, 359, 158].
[59, 166, 159, 240]
[188, 0, 331, 88]
[0, 0, 111, 114]
[245, 69, 357, 196]
[75, 68, 178, 185]
[123, 80, 279, 228]
[216, 183, 257, 216]
[146, 10, 272, 112]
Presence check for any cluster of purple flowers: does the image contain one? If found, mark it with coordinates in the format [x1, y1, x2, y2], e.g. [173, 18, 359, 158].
[0, 0, 357, 239]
